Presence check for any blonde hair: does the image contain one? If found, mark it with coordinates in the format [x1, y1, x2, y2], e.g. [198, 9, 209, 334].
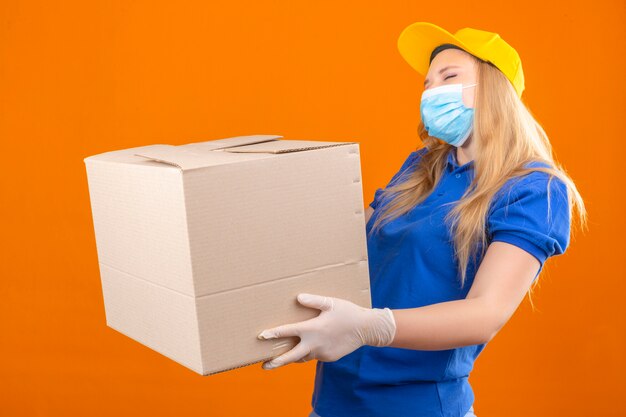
[367, 57, 588, 300]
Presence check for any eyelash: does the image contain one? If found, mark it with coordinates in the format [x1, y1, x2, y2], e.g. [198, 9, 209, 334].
[444, 74, 457, 80]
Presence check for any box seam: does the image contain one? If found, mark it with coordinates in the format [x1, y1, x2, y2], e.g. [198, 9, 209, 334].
[98, 258, 369, 300]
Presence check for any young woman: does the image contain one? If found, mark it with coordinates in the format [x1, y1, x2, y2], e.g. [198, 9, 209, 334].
[257, 22, 587, 417]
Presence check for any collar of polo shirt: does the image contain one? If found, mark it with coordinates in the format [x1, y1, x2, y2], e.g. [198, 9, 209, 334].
[446, 148, 474, 173]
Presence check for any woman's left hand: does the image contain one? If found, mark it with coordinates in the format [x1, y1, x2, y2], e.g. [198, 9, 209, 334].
[257, 293, 396, 370]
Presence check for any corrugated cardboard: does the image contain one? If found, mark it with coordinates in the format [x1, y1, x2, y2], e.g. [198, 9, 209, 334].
[83, 134, 372, 376]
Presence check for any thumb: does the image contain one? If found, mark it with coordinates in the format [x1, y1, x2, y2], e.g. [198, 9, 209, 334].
[297, 293, 333, 311]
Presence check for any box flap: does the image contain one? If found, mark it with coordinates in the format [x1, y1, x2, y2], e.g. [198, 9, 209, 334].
[133, 145, 215, 171]
[220, 139, 356, 154]
[179, 134, 283, 152]
[132, 135, 283, 170]
[133, 137, 356, 170]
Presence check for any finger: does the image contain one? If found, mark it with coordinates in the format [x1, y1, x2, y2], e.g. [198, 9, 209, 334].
[263, 342, 312, 370]
[296, 351, 317, 363]
[297, 293, 334, 311]
[258, 321, 301, 339]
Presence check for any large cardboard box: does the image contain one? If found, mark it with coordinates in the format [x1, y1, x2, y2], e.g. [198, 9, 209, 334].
[83, 134, 372, 376]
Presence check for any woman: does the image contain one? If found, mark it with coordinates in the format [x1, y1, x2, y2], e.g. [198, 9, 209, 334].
[257, 22, 587, 417]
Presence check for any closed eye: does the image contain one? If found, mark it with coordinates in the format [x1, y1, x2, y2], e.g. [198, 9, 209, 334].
[445, 74, 457, 80]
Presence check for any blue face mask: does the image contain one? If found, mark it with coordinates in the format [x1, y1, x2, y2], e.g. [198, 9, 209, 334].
[420, 82, 478, 147]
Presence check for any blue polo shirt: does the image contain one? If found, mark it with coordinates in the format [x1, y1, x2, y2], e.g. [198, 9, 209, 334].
[310, 147, 570, 417]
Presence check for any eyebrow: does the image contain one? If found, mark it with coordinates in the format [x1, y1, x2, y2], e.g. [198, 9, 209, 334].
[424, 65, 461, 86]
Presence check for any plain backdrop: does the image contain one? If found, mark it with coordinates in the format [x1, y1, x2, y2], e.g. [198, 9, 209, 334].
[0, 1, 623, 416]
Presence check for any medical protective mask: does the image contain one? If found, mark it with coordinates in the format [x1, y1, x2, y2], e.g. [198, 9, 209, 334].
[420, 83, 478, 147]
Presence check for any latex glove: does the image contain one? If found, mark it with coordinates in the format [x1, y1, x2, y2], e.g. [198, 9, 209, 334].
[257, 293, 396, 370]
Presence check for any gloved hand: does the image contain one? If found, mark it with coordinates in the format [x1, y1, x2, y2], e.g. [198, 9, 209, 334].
[257, 293, 396, 370]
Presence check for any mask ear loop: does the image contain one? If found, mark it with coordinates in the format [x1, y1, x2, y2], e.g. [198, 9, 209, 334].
[460, 83, 478, 111]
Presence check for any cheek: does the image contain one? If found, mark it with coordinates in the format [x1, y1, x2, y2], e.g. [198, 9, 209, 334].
[462, 90, 476, 109]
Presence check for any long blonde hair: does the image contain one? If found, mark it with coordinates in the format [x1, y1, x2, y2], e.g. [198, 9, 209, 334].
[368, 57, 588, 294]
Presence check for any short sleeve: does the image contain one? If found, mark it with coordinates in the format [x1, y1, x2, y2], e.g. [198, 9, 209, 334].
[369, 147, 427, 210]
[487, 175, 571, 279]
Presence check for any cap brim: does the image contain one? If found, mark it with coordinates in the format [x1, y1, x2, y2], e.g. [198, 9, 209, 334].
[397, 22, 472, 76]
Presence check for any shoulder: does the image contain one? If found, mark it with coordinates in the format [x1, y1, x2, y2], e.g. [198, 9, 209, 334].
[499, 161, 565, 194]
[415, 146, 429, 160]
[404, 147, 429, 168]
[395, 147, 429, 174]
[491, 161, 568, 212]
[486, 161, 572, 269]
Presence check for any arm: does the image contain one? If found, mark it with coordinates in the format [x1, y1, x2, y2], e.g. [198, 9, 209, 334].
[389, 240, 541, 350]
[258, 174, 567, 368]
[257, 230, 541, 369]
[390, 175, 571, 350]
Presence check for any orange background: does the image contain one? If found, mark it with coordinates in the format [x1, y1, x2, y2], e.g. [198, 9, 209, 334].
[1, 1, 624, 416]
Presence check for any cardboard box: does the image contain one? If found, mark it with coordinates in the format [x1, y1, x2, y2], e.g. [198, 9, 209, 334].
[83, 134, 372, 376]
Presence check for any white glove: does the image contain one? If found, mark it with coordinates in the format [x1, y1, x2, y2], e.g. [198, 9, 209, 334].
[257, 293, 396, 370]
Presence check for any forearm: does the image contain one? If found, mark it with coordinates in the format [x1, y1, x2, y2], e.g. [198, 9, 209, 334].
[388, 298, 498, 350]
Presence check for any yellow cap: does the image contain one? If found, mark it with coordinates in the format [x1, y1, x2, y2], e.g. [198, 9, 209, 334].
[397, 22, 525, 98]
